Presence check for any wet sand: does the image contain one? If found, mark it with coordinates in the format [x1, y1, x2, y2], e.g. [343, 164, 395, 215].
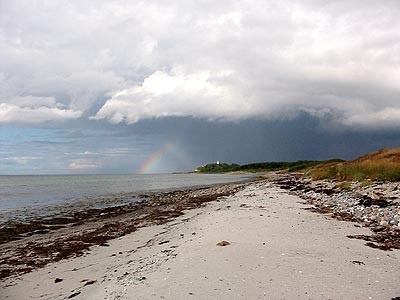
[1, 179, 400, 299]
[0, 182, 247, 279]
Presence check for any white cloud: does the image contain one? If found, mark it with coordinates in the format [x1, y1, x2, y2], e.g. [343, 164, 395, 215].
[1, 0, 400, 128]
[7, 96, 61, 108]
[0, 156, 40, 165]
[102, 147, 135, 156]
[81, 151, 96, 156]
[342, 107, 400, 129]
[92, 69, 253, 124]
[0, 103, 82, 123]
[68, 159, 99, 170]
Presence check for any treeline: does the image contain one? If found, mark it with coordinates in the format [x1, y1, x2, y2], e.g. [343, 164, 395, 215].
[196, 159, 344, 173]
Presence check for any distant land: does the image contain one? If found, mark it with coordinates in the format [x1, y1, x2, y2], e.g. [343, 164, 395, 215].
[196, 148, 400, 182]
[195, 159, 344, 174]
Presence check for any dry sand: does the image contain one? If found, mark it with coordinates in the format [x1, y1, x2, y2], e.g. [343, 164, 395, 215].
[2, 181, 400, 300]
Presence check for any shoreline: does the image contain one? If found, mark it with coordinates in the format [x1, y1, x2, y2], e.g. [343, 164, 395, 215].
[0, 180, 254, 280]
[0, 173, 254, 226]
[2, 173, 400, 278]
[1, 176, 399, 299]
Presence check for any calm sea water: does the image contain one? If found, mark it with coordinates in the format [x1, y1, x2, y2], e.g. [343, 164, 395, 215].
[0, 173, 250, 211]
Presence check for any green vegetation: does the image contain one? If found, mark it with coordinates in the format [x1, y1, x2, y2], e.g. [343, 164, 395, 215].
[197, 148, 400, 182]
[196, 159, 344, 174]
[337, 181, 351, 191]
[196, 163, 240, 173]
[360, 180, 373, 188]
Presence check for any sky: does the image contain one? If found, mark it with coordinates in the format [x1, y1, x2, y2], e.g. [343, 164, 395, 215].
[1, 0, 400, 174]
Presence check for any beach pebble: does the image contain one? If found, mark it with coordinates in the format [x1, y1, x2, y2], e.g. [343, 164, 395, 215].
[275, 175, 400, 251]
[216, 241, 231, 246]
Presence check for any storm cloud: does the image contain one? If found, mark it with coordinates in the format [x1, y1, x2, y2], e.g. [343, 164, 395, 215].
[1, 0, 400, 128]
[1, 0, 400, 174]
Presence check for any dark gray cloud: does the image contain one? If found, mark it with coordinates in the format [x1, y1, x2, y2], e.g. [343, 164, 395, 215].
[2, 114, 400, 174]
[1, 1, 400, 174]
[1, 0, 400, 128]
[122, 116, 400, 166]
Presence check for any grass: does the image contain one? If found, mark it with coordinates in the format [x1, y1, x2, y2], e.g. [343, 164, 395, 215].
[337, 181, 351, 191]
[307, 148, 400, 182]
[360, 180, 373, 188]
[196, 148, 400, 182]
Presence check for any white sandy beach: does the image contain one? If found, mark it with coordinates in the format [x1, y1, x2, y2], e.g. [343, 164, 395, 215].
[2, 181, 400, 300]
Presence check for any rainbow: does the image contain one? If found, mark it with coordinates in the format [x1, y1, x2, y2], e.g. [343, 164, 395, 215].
[138, 142, 174, 174]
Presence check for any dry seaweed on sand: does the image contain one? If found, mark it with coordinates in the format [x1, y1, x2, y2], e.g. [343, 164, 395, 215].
[347, 227, 400, 251]
[0, 182, 249, 280]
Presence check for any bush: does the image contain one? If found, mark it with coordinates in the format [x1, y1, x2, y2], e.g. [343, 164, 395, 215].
[196, 163, 240, 173]
[196, 159, 345, 174]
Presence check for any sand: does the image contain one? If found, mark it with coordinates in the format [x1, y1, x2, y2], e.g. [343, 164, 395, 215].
[1, 181, 400, 300]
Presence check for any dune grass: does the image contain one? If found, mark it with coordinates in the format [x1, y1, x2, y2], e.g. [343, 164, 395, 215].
[307, 148, 400, 182]
[196, 148, 400, 182]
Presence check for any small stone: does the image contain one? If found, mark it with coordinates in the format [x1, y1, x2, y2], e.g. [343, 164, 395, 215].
[216, 241, 230, 246]
[68, 291, 81, 299]
[84, 280, 97, 286]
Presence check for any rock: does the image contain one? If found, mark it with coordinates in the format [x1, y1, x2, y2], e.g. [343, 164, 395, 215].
[68, 291, 81, 299]
[274, 175, 400, 250]
[216, 241, 230, 246]
[83, 280, 96, 286]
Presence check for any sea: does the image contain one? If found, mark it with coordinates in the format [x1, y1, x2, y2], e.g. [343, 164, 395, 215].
[0, 173, 251, 224]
